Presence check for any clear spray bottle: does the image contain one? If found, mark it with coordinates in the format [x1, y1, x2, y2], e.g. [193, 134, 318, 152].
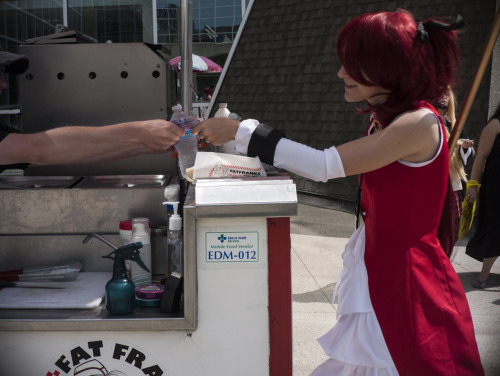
[162, 201, 183, 277]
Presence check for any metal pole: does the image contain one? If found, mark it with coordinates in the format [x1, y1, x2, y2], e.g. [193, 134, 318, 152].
[152, 0, 158, 44]
[449, 7, 500, 159]
[63, 0, 68, 27]
[241, 0, 246, 18]
[180, 0, 193, 114]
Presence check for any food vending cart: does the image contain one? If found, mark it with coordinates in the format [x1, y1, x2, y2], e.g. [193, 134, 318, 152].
[0, 175, 297, 375]
[0, 39, 298, 375]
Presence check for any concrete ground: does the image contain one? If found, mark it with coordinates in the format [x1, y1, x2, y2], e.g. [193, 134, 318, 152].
[290, 201, 500, 376]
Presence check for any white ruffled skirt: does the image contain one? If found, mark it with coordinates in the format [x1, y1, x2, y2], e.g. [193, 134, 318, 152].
[310, 225, 399, 376]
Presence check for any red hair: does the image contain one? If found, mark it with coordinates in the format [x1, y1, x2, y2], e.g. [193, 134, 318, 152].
[337, 9, 460, 126]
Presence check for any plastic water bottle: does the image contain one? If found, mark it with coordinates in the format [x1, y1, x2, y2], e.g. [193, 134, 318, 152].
[214, 103, 236, 154]
[214, 103, 231, 118]
[130, 217, 152, 287]
[170, 104, 199, 179]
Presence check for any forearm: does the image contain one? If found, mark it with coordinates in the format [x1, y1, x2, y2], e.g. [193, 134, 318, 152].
[0, 120, 181, 166]
[469, 154, 485, 182]
[29, 123, 145, 165]
[465, 154, 485, 202]
[67, 143, 154, 165]
[274, 139, 346, 181]
[235, 120, 345, 182]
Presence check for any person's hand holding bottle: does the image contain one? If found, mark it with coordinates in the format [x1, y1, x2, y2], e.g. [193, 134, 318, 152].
[192, 117, 241, 146]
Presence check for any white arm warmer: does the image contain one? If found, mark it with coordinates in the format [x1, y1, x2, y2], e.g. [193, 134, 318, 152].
[234, 119, 346, 182]
[274, 138, 346, 182]
[235, 119, 259, 156]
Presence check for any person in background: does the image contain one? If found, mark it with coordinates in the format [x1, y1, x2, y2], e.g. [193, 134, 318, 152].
[465, 101, 500, 289]
[194, 10, 483, 376]
[435, 89, 474, 246]
[0, 47, 184, 173]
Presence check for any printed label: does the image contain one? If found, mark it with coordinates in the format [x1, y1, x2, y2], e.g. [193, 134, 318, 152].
[205, 232, 259, 263]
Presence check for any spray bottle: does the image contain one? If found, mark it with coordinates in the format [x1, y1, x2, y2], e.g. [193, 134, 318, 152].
[162, 201, 183, 277]
[102, 242, 150, 315]
[160, 201, 184, 314]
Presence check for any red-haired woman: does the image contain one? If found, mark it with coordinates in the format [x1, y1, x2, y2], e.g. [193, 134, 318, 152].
[194, 9, 483, 376]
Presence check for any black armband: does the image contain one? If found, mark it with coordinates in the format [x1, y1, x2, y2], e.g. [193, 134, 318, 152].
[247, 123, 285, 165]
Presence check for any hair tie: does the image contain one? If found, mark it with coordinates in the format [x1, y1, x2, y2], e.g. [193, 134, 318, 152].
[417, 14, 465, 44]
[417, 22, 429, 43]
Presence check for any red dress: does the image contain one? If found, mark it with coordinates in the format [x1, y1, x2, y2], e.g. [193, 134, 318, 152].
[362, 103, 483, 375]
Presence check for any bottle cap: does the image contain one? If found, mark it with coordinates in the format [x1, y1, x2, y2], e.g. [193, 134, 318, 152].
[132, 217, 150, 236]
[172, 104, 182, 112]
[119, 219, 132, 231]
[135, 283, 164, 299]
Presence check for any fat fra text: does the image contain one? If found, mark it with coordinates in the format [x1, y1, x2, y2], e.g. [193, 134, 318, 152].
[46, 340, 163, 376]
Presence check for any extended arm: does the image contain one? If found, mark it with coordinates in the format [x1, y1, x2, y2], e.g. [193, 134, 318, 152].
[194, 109, 441, 180]
[0, 119, 184, 166]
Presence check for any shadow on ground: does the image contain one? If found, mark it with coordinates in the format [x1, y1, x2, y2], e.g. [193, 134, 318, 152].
[292, 283, 336, 304]
[291, 202, 355, 238]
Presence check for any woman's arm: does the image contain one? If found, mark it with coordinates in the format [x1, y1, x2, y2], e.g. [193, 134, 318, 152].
[0, 119, 184, 166]
[466, 118, 500, 202]
[195, 109, 441, 180]
[337, 110, 441, 175]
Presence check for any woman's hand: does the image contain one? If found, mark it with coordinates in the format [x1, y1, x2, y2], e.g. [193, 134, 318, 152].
[460, 139, 474, 149]
[192, 118, 240, 146]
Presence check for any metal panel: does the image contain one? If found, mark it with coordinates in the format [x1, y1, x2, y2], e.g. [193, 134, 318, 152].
[20, 43, 169, 130]
[0, 184, 169, 235]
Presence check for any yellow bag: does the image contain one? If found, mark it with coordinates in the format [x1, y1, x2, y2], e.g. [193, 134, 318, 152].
[459, 200, 476, 239]
[458, 180, 480, 239]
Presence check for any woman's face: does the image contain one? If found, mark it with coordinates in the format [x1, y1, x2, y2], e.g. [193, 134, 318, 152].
[337, 65, 390, 105]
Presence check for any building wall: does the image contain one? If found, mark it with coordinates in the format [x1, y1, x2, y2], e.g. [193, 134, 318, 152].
[213, 0, 497, 204]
